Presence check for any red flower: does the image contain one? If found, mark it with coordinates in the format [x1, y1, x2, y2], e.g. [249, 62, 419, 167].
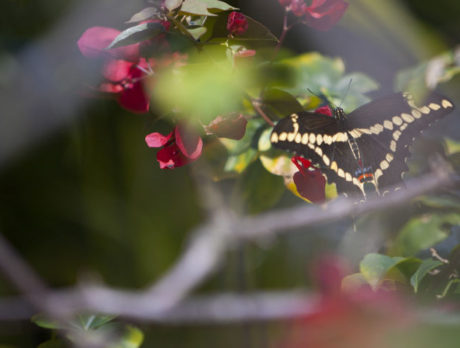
[290, 0, 308, 17]
[77, 26, 150, 113]
[227, 12, 249, 36]
[279, 0, 293, 7]
[315, 105, 333, 116]
[292, 156, 326, 203]
[303, 0, 349, 31]
[145, 123, 203, 169]
[283, 256, 413, 348]
[205, 113, 248, 140]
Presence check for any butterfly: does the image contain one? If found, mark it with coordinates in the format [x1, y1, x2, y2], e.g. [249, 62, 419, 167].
[270, 92, 455, 199]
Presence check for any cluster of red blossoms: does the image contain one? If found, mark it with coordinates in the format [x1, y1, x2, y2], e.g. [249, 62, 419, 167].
[77, 12, 250, 169]
[279, 0, 348, 31]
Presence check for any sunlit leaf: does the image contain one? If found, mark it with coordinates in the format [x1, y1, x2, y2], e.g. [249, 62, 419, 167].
[224, 148, 258, 174]
[200, 0, 237, 11]
[360, 253, 405, 289]
[152, 47, 256, 123]
[126, 7, 160, 23]
[186, 26, 207, 40]
[165, 0, 183, 11]
[180, 0, 216, 16]
[108, 22, 164, 49]
[410, 259, 444, 293]
[32, 314, 62, 329]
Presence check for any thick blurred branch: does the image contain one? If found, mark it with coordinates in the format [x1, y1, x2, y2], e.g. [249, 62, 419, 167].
[0, 168, 456, 323]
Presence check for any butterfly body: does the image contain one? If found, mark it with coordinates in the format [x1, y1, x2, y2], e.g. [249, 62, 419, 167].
[271, 92, 455, 198]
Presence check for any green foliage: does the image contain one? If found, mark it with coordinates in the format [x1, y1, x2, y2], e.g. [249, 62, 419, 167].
[108, 22, 166, 49]
[33, 314, 143, 348]
[233, 159, 285, 214]
[389, 213, 459, 257]
[410, 259, 444, 293]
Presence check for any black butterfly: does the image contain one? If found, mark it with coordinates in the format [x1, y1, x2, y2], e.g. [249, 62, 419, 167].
[270, 92, 455, 199]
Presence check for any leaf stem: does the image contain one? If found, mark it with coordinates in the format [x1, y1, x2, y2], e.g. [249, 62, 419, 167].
[251, 99, 274, 127]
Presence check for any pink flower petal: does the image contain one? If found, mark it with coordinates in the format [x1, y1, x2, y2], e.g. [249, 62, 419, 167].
[77, 26, 140, 61]
[304, 0, 348, 31]
[156, 143, 189, 169]
[227, 12, 249, 36]
[175, 123, 203, 160]
[99, 82, 124, 93]
[103, 59, 134, 82]
[117, 65, 149, 113]
[145, 131, 173, 148]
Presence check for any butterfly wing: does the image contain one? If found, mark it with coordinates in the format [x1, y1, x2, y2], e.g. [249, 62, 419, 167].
[346, 92, 455, 193]
[271, 92, 455, 199]
[271, 111, 363, 196]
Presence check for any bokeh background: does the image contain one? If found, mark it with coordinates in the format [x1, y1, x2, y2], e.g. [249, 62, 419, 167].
[0, 0, 459, 346]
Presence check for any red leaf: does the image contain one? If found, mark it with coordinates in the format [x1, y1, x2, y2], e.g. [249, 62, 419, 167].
[293, 169, 326, 203]
[205, 114, 248, 140]
[175, 123, 203, 160]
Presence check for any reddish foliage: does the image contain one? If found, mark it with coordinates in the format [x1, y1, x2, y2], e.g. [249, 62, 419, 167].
[77, 26, 150, 113]
[145, 123, 203, 169]
[292, 156, 326, 203]
[227, 12, 249, 36]
[205, 113, 248, 140]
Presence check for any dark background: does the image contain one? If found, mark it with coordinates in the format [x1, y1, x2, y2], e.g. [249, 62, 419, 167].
[0, 0, 459, 346]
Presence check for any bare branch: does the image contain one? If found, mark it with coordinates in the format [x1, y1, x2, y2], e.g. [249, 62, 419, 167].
[1, 291, 317, 323]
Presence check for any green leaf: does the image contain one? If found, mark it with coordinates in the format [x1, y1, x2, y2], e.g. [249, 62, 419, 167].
[224, 148, 258, 174]
[205, 14, 278, 46]
[126, 7, 160, 23]
[261, 88, 304, 118]
[165, 0, 183, 11]
[152, 47, 256, 123]
[31, 314, 62, 329]
[445, 137, 460, 156]
[416, 195, 460, 210]
[410, 259, 444, 293]
[38, 340, 66, 348]
[389, 214, 459, 257]
[200, 0, 237, 11]
[277, 52, 378, 112]
[186, 26, 207, 40]
[108, 22, 164, 49]
[359, 253, 405, 289]
[75, 314, 116, 330]
[233, 159, 285, 214]
[180, 0, 217, 16]
[116, 325, 144, 348]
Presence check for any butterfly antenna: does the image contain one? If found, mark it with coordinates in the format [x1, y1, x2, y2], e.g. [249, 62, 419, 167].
[339, 78, 353, 108]
[307, 88, 337, 109]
